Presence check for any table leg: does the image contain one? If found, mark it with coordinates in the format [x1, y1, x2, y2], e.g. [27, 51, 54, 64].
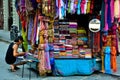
[29, 63, 31, 80]
[22, 64, 24, 78]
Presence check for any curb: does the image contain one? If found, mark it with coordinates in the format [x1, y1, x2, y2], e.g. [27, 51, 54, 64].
[0, 38, 12, 43]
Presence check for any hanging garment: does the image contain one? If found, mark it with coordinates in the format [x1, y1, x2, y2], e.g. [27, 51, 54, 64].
[101, 47, 105, 73]
[73, 0, 78, 14]
[62, 0, 66, 18]
[38, 50, 46, 76]
[27, 16, 33, 41]
[30, 0, 38, 10]
[104, 0, 108, 31]
[101, 0, 105, 30]
[111, 46, 117, 72]
[117, 25, 120, 53]
[15, 0, 19, 11]
[86, 0, 91, 14]
[68, 0, 71, 13]
[25, 0, 34, 13]
[104, 46, 111, 74]
[80, 0, 85, 14]
[77, 0, 81, 15]
[107, 0, 112, 28]
[58, 0, 62, 19]
[20, 0, 25, 12]
[22, 28, 28, 51]
[31, 12, 38, 45]
[114, 0, 120, 18]
[70, 0, 75, 14]
[89, 0, 94, 14]
[84, 0, 87, 14]
[39, 35, 44, 44]
[36, 22, 40, 44]
[111, 24, 118, 52]
[44, 43, 51, 72]
[55, 0, 59, 19]
[48, 0, 51, 16]
[92, 32, 100, 53]
[110, 0, 114, 23]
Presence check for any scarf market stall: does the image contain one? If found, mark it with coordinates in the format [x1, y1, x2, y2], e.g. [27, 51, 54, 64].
[15, 0, 120, 76]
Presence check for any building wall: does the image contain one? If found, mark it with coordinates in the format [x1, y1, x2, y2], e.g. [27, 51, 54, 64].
[3, 0, 9, 31]
[3, 0, 19, 31]
[12, 0, 19, 31]
[0, 0, 3, 29]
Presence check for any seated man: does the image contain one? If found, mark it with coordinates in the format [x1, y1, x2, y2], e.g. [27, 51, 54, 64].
[5, 36, 26, 72]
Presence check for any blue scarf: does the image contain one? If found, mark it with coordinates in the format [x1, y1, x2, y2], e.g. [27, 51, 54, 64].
[104, 46, 111, 74]
[77, 0, 81, 15]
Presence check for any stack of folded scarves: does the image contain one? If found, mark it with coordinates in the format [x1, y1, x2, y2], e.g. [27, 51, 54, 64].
[65, 44, 73, 56]
[69, 22, 77, 34]
[77, 28, 88, 46]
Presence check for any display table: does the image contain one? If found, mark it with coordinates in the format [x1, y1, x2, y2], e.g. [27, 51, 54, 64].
[26, 55, 101, 76]
[53, 58, 100, 76]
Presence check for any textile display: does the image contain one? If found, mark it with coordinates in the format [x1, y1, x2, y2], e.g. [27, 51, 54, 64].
[14, 0, 120, 76]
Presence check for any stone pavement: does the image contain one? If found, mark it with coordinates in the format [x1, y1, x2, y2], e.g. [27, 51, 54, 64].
[0, 29, 120, 80]
[0, 30, 12, 43]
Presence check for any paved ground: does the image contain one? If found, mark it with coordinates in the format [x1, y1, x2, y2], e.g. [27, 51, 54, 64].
[0, 30, 120, 80]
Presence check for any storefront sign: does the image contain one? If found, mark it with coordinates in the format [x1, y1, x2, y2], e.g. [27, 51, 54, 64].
[89, 19, 100, 32]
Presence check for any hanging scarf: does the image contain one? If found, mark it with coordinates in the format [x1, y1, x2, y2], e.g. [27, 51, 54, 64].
[92, 32, 100, 53]
[101, 47, 105, 73]
[21, 28, 28, 51]
[117, 25, 120, 53]
[77, 0, 81, 15]
[68, 0, 71, 13]
[80, 0, 85, 14]
[27, 16, 33, 41]
[73, 0, 78, 14]
[58, 0, 62, 19]
[55, 0, 59, 19]
[114, 0, 120, 18]
[36, 22, 40, 44]
[70, 0, 74, 14]
[104, 0, 108, 31]
[31, 12, 38, 45]
[86, 0, 91, 14]
[84, 0, 87, 14]
[89, 0, 94, 14]
[107, 0, 112, 29]
[61, 0, 66, 18]
[47, 0, 50, 16]
[38, 49, 46, 76]
[112, 24, 118, 52]
[111, 46, 117, 72]
[25, 0, 34, 13]
[104, 46, 111, 74]
[44, 43, 51, 72]
[101, 0, 105, 30]
[110, 0, 114, 23]
[30, 0, 38, 10]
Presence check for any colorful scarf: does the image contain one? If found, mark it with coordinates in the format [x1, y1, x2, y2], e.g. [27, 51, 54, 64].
[111, 46, 117, 72]
[104, 46, 111, 74]
[77, 0, 81, 15]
